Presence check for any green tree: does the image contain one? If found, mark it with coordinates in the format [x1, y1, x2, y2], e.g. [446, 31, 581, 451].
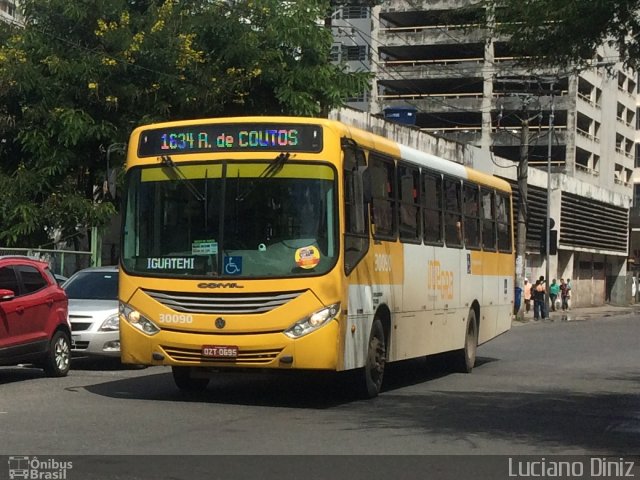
[486, 0, 640, 70]
[0, 0, 370, 247]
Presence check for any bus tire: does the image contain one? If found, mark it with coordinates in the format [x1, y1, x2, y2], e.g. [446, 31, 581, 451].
[452, 309, 478, 373]
[172, 366, 209, 392]
[360, 317, 386, 398]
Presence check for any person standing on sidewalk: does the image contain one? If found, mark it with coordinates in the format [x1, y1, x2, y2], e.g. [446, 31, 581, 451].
[538, 276, 548, 318]
[533, 280, 545, 320]
[560, 278, 569, 311]
[549, 279, 560, 312]
[523, 278, 532, 314]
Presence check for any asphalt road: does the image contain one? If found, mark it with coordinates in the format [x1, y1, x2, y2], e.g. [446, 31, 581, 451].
[1, 313, 639, 457]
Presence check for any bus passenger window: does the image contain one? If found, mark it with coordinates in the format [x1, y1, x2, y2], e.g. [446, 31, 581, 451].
[496, 193, 512, 252]
[463, 183, 480, 249]
[398, 164, 421, 243]
[481, 188, 496, 250]
[343, 145, 369, 275]
[369, 155, 396, 239]
[422, 172, 443, 244]
[444, 178, 462, 247]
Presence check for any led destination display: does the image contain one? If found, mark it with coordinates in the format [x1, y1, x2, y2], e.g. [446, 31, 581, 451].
[138, 123, 323, 156]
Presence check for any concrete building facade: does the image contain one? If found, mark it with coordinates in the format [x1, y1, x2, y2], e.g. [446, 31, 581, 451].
[331, 1, 635, 306]
[0, 0, 21, 25]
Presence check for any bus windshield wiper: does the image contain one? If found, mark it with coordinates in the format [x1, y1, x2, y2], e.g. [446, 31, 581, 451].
[262, 152, 290, 178]
[160, 155, 205, 202]
[236, 152, 291, 202]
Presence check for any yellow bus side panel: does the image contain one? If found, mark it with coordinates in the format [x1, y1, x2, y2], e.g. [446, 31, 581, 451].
[342, 243, 513, 369]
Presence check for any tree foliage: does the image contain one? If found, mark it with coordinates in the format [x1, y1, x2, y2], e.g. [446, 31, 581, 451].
[0, 0, 370, 247]
[487, 0, 640, 71]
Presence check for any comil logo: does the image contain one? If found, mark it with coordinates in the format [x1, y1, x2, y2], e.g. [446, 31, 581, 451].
[8, 456, 72, 480]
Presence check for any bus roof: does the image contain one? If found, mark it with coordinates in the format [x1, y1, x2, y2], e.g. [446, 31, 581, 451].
[329, 120, 511, 193]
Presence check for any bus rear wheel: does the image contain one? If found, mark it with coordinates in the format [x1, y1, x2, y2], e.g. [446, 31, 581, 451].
[172, 366, 209, 392]
[452, 309, 478, 373]
[360, 318, 386, 398]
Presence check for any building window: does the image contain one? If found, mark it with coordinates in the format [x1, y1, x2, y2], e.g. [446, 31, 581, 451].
[634, 184, 640, 207]
[340, 6, 370, 19]
[343, 45, 368, 62]
[330, 45, 340, 62]
[346, 89, 369, 103]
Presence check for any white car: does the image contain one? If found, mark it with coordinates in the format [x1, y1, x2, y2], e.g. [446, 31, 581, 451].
[63, 266, 120, 357]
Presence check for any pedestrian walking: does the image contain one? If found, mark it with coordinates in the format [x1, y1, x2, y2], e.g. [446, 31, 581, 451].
[549, 279, 560, 312]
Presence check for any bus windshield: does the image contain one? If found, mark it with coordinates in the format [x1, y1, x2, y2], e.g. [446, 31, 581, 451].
[121, 160, 338, 279]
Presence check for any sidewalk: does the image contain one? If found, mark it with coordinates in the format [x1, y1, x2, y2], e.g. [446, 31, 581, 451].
[513, 303, 640, 325]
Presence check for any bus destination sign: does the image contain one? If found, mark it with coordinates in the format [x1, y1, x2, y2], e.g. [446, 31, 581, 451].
[137, 123, 323, 157]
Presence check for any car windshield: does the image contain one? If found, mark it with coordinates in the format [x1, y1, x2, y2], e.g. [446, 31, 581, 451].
[63, 271, 118, 300]
[121, 160, 338, 279]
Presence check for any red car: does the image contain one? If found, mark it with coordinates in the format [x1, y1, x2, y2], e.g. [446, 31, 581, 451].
[0, 256, 71, 377]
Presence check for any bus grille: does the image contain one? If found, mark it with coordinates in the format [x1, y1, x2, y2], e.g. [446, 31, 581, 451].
[162, 345, 283, 364]
[142, 289, 306, 314]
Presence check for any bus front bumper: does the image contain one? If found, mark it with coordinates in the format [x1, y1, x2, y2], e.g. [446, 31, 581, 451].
[119, 320, 339, 371]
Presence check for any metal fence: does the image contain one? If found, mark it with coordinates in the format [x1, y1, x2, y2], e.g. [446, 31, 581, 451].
[0, 247, 93, 279]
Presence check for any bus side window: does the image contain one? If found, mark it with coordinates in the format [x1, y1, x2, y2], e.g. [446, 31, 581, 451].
[463, 182, 480, 249]
[422, 170, 443, 245]
[398, 163, 421, 243]
[369, 154, 397, 240]
[343, 143, 369, 275]
[481, 187, 497, 251]
[443, 177, 463, 248]
[496, 192, 512, 252]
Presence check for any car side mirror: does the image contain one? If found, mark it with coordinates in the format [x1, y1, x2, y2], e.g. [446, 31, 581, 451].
[0, 289, 16, 301]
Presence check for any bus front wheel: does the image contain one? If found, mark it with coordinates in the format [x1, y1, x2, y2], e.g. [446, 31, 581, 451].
[360, 318, 386, 398]
[172, 366, 209, 392]
[453, 309, 478, 373]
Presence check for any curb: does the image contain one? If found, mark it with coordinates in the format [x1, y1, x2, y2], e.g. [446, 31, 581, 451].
[512, 307, 638, 326]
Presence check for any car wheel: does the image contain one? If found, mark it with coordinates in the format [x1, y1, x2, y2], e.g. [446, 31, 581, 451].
[43, 331, 71, 377]
[172, 366, 209, 391]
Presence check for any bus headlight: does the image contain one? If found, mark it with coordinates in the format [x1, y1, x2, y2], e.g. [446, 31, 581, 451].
[284, 303, 340, 339]
[119, 302, 160, 336]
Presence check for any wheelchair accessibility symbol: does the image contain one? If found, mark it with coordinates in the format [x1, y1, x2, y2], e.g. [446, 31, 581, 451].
[224, 256, 242, 275]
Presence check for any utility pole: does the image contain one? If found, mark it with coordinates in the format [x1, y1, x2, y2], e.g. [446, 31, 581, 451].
[515, 115, 528, 319]
[544, 86, 555, 314]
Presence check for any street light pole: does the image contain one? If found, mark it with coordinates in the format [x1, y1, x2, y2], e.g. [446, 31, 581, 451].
[545, 86, 554, 315]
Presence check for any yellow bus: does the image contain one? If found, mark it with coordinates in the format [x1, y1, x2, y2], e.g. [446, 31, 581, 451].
[119, 116, 514, 397]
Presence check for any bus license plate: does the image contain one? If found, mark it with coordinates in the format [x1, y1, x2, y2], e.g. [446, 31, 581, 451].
[202, 345, 238, 358]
